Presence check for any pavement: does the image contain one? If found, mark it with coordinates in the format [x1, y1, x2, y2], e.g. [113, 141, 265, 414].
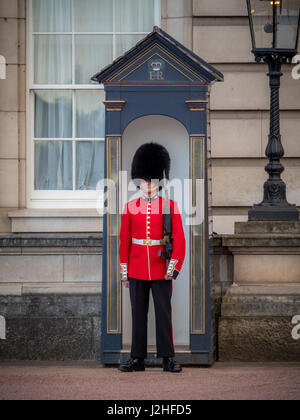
[0, 362, 300, 400]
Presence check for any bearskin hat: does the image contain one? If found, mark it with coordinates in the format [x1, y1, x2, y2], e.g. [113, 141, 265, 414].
[131, 142, 170, 186]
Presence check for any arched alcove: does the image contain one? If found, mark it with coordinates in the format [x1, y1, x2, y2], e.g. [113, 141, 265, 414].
[122, 115, 190, 348]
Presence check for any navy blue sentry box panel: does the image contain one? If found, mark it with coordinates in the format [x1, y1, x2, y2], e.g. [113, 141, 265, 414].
[92, 27, 223, 366]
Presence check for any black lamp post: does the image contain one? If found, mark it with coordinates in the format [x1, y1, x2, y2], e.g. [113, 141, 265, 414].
[246, 0, 300, 221]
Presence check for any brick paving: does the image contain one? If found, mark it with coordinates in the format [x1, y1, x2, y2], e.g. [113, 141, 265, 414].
[0, 362, 300, 400]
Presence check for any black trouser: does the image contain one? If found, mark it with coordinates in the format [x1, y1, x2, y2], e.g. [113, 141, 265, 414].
[129, 277, 175, 359]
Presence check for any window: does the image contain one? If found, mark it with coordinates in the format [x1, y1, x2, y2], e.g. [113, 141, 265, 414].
[27, 0, 161, 208]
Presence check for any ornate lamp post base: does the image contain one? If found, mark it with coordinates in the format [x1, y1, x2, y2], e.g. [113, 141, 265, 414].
[248, 50, 299, 222]
[249, 204, 299, 221]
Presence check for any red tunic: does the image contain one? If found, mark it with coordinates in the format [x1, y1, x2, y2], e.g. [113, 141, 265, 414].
[119, 195, 186, 281]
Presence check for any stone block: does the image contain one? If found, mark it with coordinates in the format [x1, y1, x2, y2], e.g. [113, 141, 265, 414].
[161, 17, 193, 49]
[211, 113, 262, 158]
[0, 0, 18, 18]
[9, 209, 103, 233]
[0, 255, 63, 283]
[22, 283, 101, 295]
[18, 18, 26, 65]
[0, 18, 18, 64]
[0, 295, 101, 317]
[0, 112, 18, 158]
[222, 284, 300, 316]
[0, 208, 12, 233]
[193, 0, 248, 16]
[212, 164, 266, 207]
[282, 165, 300, 206]
[0, 295, 101, 360]
[18, 64, 25, 112]
[0, 317, 101, 360]
[219, 317, 300, 361]
[193, 25, 252, 63]
[235, 221, 300, 234]
[19, 111, 26, 159]
[213, 215, 249, 235]
[0, 159, 19, 207]
[18, 0, 26, 19]
[211, 69, 300, 111]
[234, 254, 300, 284]
[0, 284, 21, 296]
[163, 0, 192, 18]
[64, 255, 102, 283]
[19, 158, 26, 208]
[212, 162, 300, 207]
[0, 65, 18, 111]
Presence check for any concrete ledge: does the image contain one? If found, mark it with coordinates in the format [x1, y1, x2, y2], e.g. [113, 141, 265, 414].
[8, 209, 103, 233]
[222, 284, 300, 317]
[235, 221, 300, 235]
[0, 233, 103, 248]
[222, 235, 300, 248]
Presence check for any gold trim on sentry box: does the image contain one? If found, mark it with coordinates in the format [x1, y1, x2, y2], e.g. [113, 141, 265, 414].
[104, 82, 207, 87]
[189, 135, 206, 335]
[106, 136, 122, 334]
[119, 52, 194, 82]
[185, 101, 208, 112]
[103, 101, 126, 112]
[107, 43, 206, 83]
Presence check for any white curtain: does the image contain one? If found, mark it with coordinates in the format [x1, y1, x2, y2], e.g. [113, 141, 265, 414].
[35, 141, 73, 190]
[33, 0, 72, 32]
[34, 0, 72, 84]
[75, 35, 113, 84]
[34, 35, 72, 85]
[74, 0, 113, 32]
[76, 141, 105, 190]
[115, 34, 146, 58]
[76, 90, 105, 138]
[35, 91, 72, 138]
[115, 0, 155, 32]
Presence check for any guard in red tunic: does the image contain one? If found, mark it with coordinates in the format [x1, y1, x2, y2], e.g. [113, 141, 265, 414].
[118, 143, 186, 373]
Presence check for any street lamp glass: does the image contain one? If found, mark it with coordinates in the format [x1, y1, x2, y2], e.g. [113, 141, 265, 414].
[247, 0, 300, 50]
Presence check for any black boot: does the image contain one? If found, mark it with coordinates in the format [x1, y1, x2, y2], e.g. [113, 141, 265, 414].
[118, 358, 145, 372]
[163, 357, 182, 373]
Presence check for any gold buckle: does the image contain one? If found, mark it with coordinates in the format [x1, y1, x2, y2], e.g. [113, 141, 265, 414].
[143, 239, 152, 246]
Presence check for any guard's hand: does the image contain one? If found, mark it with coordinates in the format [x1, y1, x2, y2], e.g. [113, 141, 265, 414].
[164, 274, 173, 280]
[122, 280, 130, 288]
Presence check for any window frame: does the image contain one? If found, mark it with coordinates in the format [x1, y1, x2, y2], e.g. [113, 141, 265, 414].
[26, 0, 161, 209]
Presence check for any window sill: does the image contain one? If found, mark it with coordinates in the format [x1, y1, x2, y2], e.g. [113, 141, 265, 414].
[8, 209, 103, 233]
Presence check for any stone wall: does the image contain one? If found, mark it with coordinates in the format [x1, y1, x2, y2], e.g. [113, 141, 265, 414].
[0, 0, 26, 233]
[0, 233, 102, 360]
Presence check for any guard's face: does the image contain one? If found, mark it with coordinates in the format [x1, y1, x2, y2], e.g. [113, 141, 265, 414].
[140, 180, 159, 196]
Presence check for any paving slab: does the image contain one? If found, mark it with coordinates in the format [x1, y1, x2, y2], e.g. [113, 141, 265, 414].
[0, 362, 300, 400]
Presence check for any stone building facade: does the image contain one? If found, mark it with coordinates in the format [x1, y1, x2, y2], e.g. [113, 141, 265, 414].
[0, 0, 299, 361]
